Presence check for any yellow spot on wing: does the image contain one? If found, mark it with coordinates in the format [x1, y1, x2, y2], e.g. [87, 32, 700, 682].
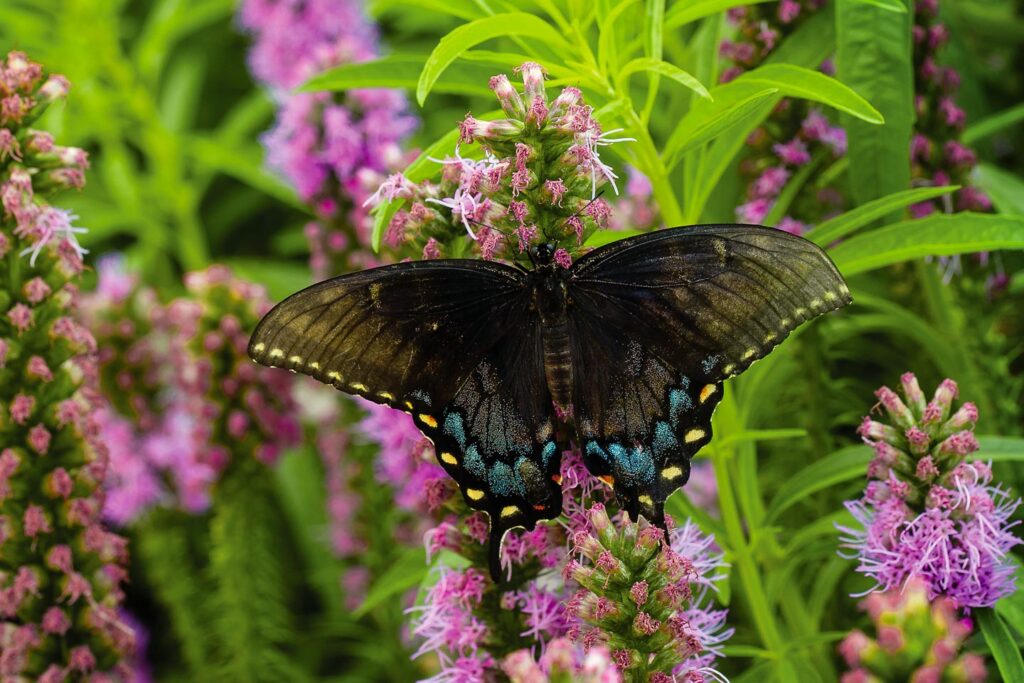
[685, 429, 705, 443]
[351, 382, 368, 392]
[419, 414, 438, 428]
[810, 298, 823, 309]
[763, 333, 777, 344]
[781, 318, 792, 328]
[377, 391, 394, 401]
[269, 348, 284, 359]
[723, 363, 736, 375]
[466, 488, 485, 501]
[327, 371, 341, 381]
[403, 401, 414, 410]
[252, 342, 265, 353]
[440, 452, 458, 465]
[742, 348, 756, 360]
[309, 361, 320, 370]
[637, 495, 654, 506]
[289, 355, 302, 364]
[662, 466, 684, 480]
[795, 307, 808, 317]
[824, 291, 838, 302]
[699, 384, 717, 403]
[501, 505, 520, 518]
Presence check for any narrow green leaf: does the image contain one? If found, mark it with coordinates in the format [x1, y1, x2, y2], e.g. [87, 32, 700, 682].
[805, 185, 959, 245]
[963, 102, 1024, 144]
[974, 163, 1024, 216]
[617, 58, 711, 99]
[717, 429, 807, 449]
[354, 547, 430, 618]
[849, 0, 907, 11]
[995, 560, 1024, 639]
[187, 136, 307, 211]
[740, 64, 883, 123]
[301, 54, 492, 96]
[584, 228, 644, 247]
[978, 609, 1024, 681]
[416, 13, 569, 105]
[836, 0, 914, 208]
[370, 0, 484, 21]
[764, 445, 871, 523]
[977, 436, 1024, 462]
[664, 85, 779, 165]
[665, 0, 773, 29]
[828, 213, 1024, 275]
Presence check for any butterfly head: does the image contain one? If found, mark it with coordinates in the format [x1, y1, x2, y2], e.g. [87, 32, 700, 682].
[530, 242, 557, 266]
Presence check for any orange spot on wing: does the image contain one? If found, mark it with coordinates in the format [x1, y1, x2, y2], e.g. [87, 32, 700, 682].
[599, 475, 615, 487]
[551, 474, 563, 485]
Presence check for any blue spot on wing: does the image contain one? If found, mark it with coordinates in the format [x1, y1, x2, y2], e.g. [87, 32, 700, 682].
[488, 461, 524, 497]
[607, 443, 656, 487]
[669, 389, 693, 423]
[443, 411, 466, 448]
[541, 441, 558, 469]
[464, 445, 486, 479]
[702, 355, 720, 374]
[653, 422, 678, 458]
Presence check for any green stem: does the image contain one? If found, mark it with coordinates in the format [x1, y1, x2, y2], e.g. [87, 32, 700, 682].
[711, 391, 796, 680]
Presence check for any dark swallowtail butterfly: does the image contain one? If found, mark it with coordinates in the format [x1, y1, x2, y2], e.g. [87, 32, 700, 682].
[249, 225, 850, 579]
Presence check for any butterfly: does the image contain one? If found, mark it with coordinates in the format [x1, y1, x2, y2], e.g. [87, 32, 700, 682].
[249, 224, 850, 579]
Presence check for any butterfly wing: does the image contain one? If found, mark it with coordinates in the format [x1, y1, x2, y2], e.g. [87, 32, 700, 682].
[248, 261, 561, 578]
[567, 224, 850, 521]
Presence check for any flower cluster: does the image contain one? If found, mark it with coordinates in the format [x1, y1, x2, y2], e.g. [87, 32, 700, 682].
[722, 1, 845, 232]
[240, 0, 417, 279]
[838, 373, 1021, 608]
[83, 263, 302, 522]
[908, 0, 991, 219]
[0, 51, 135, 679]
[503, 637, 621, 683]
[371, 61, 628, 263]
[565, 505, 731, 683]
[838, 578, 986, 682]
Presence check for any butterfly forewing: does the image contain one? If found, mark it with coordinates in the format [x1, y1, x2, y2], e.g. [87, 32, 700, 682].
[248, 260, 527, 411]
[566, 224, 850, 521]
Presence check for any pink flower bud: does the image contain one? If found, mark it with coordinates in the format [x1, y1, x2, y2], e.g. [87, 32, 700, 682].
[875, 386, 914, 427]
[489, 74, 525, 119]
[900, 372, 927, 414]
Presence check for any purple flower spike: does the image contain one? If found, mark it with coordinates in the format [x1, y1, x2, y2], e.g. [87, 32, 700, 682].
[838, 374, 1022, 608]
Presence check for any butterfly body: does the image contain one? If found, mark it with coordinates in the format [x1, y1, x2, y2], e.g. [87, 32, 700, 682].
[249, 225, 851, 579]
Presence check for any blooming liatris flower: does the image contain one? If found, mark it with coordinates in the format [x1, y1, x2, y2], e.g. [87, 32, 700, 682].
[566, 505, 732, 682]
[838, 578, 987, 682]
[503, 637, 622, 683]
[0, 51, 135, 678]
[240, 0, 417, 279]
[369, 61, 630, 262]
[838, 373, 1022, 608]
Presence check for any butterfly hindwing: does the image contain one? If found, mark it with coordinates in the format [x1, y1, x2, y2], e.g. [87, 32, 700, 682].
[568, 224, 850, 521]
[413, 307, 562, 578]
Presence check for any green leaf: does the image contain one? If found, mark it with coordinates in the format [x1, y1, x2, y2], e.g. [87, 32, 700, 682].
[836, 0, 914, 208]
[974, 163, 1024, 216]
[805, 185, 959, 245]
[664, 84, 779, 165]
[828, 213, 1024, 275]
[717, 428, 807, 449]
[416, 13, 569, 105]
[739, 64, 883, 123]
[665, 0, 773, 29]
[978, 609, 1024, 681]
[370, 126, 469, 251]
[301, 54, 493, 96]
[353, 546, 430, 618]
[963, 102, 1024, 144]
[370, 0, 485, 21]
[764, 445, 871, 523]
[849, 0, 907, 11]
[978, 436, 1024, 462]
[996, 560, 1024, 639]
[187, 135, 307, 212]
[583, 228, 644, 247]
[617, 58, 711, 99]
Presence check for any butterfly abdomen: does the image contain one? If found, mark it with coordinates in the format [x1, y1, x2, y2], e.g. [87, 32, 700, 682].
[541, 319, 574, 411]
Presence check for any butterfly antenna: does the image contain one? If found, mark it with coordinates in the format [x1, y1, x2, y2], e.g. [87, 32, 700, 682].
[555, 189, 605, 236]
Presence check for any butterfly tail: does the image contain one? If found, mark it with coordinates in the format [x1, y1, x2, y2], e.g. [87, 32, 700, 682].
[488, 527, 505, 583]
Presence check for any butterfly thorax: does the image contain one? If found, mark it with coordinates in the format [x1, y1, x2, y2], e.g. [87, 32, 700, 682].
[531, 264, 574, 413]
